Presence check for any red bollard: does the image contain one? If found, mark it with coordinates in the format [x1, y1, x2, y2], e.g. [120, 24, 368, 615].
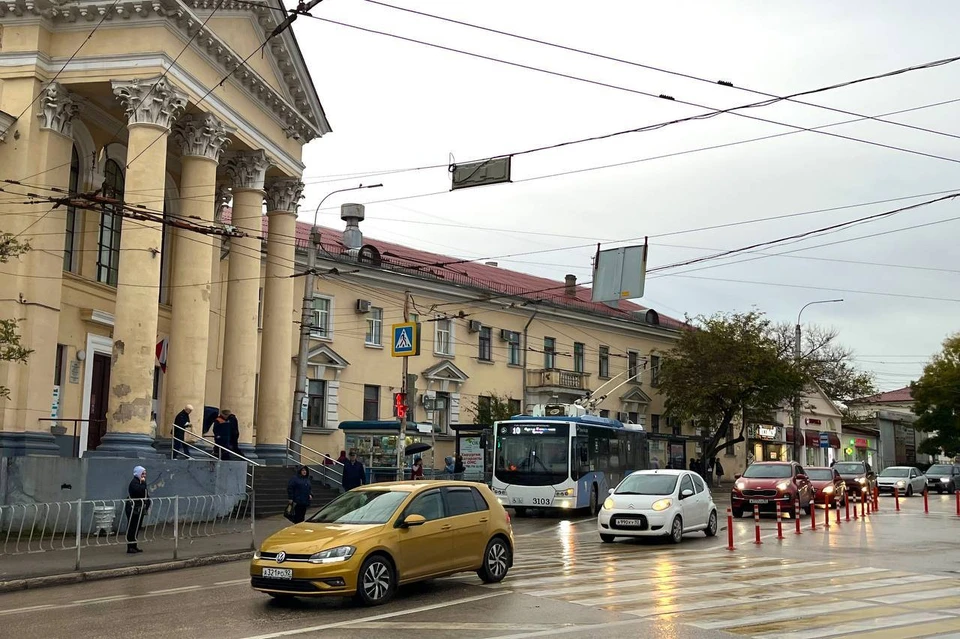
[824, 494, 831, 529]
[895, 486, 900, 511]
[862, 489, 868, 516]
[794, 498, 802, 535]
[726, 507, 735, 551]
[956, 490, 959, 517]
[845, 492, 851, 521]
[924, 488, 929, 514]
[776, 502, 784, 540]
[810, 497, 817, 531]
[853, 491, 859, 520]
[874, 486, 880, 510]
[836, 498, 842, 525]
[754, 504, 763, 545]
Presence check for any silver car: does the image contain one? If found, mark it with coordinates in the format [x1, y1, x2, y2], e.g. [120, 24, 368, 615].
[877, 466, 926, 497]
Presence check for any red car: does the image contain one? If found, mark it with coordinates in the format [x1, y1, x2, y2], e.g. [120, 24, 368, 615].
[806, 466, 847, 507]
[731, 461, 813, 518]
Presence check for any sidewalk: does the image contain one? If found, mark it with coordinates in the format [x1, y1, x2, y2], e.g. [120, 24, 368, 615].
[0, 515, 290, 587]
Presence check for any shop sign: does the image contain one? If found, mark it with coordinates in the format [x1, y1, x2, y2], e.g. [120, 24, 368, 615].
[460, 437, 484, 476]
[757, 426, 778, 440]
[854, 437, 869, 448]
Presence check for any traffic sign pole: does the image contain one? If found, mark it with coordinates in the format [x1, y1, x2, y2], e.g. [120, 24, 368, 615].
[398, 291, 410, 481]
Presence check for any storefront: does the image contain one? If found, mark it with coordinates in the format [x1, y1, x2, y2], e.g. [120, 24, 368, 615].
[648, 434, 701, 469]
[747, 424, 788, 464]
[339, 420, 436, 483]
[842, 426, 879, 468]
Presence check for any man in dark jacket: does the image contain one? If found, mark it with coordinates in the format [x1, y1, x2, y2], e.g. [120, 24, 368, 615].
[287, 466, 313, 523]
[213, 410, 232, 460]
[125, 466, 151, 553]
[227, 413, 241, 457]
[172, 404, 193, 459]
[342, 450, 366, 491]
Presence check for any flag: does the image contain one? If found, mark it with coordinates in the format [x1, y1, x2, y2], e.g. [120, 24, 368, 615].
[156, 337, 168, 374]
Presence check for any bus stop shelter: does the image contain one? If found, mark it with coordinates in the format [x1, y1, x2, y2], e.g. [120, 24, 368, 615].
[338, 420, 436, 483]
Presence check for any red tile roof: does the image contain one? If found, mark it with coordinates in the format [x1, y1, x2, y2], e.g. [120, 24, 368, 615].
[852, 386, 913, 404]
[222, 209, 684, 330]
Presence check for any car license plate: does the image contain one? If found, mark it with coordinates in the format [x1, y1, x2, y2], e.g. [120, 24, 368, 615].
[262, 567, 292, 580]
[618, 518, 642, 527]
[750, 499, 769, 504]
[510, 497, 524, 505]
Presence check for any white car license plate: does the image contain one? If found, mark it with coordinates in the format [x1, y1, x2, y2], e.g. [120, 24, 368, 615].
[262, 567, 292, 580]
[750, 499, 769, 504]
[618, 518, 642, 526]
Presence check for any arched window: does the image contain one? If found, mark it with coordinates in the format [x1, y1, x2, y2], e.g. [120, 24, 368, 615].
[96, 159, 124, 286]
[63, 145, 81, 273]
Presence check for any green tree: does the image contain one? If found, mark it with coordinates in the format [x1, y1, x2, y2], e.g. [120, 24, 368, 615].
[0, 232, 32, 399]
[469, 393, 518, 424]
[911, 334, 960, 457]
[659, 311, 806, 462]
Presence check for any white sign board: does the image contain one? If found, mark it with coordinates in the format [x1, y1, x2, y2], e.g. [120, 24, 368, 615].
[461, 436, 484, 477]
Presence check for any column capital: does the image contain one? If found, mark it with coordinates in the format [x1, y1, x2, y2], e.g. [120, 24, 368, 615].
[265, 178, 304, 213]
[215, 184, 231, 222]
[112, 76, 188, 131]
[173, 113, 231, 161]
[36, 81, 79, 136]
[222, 150, 271, 191]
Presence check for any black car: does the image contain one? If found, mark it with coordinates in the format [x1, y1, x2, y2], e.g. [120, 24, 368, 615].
[925, 464, 960, 494]
[832, 461, 876, 500]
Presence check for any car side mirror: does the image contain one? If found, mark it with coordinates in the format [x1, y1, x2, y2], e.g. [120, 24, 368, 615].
[400, 514, 426, 528]
[608, 488, 615, 495]
[681, 489, 694, 499]
[796, 474, 807, 481]
[734, 473, 742, 480]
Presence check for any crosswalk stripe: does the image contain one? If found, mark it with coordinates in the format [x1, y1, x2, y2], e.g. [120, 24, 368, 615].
[742, 603, 929, 636]
[622, 589, 806, 617]
[752, 611, 953, 639]
[572, 581, 784, 606]
[691, 601, 877, 630]
[807, 574, 950, 595]
[749, 566, 891, 586]
[868, 586, 960, 605]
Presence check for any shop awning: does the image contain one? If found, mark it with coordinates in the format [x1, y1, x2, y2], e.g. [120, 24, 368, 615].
[784, 428, 841, 448]
[338, 421, 434, 432]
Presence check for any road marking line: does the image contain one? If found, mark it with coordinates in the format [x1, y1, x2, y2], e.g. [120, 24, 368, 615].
[808, 574, 950, 594]
[481, 618, 655, 639]
[148, 585, 203, 594]
[351, 622, 562, 630]
[750, 566, 890, 586]
[753, 611, 953, 639]
[868, 586, 960, 605]
[0, 604, 57, 616]
[216, 579, 250, 586]
[692, 601, 877, 630]
[238, 591, 511, 639]
[624, 589, 805, 617]
[71, 595, 128, 604]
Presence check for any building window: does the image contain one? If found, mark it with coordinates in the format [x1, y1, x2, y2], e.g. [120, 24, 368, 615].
[668, 416, 681, 436]
[651, 414, 660, 434]
[650, 355, 661, 387]
[307, 379, 326, 429]
[63, 145, 81, 273]
[435, 391, 450, 432]
[599, 346, 610, 378]
[151, 365, 162, 425]
[54, 344, 66, 385]
[363, 385, 380, 421]
[97, 159, 124, 286]
[257, 287, 264, 330]
[599, 409, 610, 418]
[478, 326, 492, 361]
[628, 351, 640, 382]
[508, 398, 521, 415]
[544, 337, 556, 369]
[573, 342, 585, 373]
[507, 331, 521, 366]
[409, 313, 419, 324]
[311, 296, 331, 338]
[158, 202, 172, 305]
[366, 307, 383, 346]
[435, 319, 453, 355]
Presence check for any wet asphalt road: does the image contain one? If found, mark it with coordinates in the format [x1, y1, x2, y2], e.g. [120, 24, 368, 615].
[3, 492, 960, 639]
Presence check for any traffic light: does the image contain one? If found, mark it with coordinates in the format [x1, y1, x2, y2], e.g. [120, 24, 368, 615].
[394, 392, 407, 419]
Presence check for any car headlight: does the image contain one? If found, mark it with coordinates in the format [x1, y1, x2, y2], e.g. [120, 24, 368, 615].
[942, 477, 951, 483]
[822, 486, 834, 494]
[896, 480, 906, 488]
[651, 498, 672, 512]
[735, 481, 746, 491]
[555, 488, 574, 497]
[253, 550, 261, 560]
[857, 477, 867, 484]
[308, 546, 356, 564]
[602, 497, 614, 510]
[776, 481, 791, 492]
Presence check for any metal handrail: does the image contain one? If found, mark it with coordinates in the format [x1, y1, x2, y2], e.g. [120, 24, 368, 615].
[287, 439, 343, 468]
[181, 430, 262, 467]
[173, 438, 219, 462]
[287, 438, 343, 490]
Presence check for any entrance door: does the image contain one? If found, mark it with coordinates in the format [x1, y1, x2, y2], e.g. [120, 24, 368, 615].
[87, 353, 111, 451]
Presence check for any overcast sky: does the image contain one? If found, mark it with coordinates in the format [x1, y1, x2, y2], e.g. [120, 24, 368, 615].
[284, 0, 960, 392]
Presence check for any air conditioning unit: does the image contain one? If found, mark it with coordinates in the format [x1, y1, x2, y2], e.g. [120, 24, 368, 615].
[355, 299, 371, 313]
[499, 329, 513, 341]
[468, 320, 482, 333]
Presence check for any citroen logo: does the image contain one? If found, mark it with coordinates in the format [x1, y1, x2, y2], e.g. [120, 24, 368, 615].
[627, 504, 635, 509]
[276, 551, 286, 564]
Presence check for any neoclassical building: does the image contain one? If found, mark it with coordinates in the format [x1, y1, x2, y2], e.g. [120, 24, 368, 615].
[0, 0, 327, 461]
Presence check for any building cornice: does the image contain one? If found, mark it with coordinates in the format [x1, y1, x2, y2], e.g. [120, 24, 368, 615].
[0, 0, 328, 142]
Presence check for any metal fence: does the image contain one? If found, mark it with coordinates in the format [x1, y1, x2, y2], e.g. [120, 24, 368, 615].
[0, 493, 254, 570]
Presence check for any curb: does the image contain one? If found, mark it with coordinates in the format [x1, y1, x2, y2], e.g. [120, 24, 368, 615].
[0, 550, 254, 593]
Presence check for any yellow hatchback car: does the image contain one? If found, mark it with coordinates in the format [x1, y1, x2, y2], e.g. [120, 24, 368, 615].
[250, 480, 514, 605]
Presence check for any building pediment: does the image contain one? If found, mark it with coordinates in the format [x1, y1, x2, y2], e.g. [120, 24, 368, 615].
[422, 360, 469, 382]
[620, 387, 652, 404]
[306, 344, 349, 369]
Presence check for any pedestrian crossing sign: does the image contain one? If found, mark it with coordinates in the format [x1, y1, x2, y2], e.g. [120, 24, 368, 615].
[391, 322, 420, 357]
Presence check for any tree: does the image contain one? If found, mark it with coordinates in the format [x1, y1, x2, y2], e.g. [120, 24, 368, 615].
[659, 311, 806, 463]
[911, 334, 960, 458]
[0, 232, 32, 399]
[772, 323, 875, 403]
[469, 392, 518, 424]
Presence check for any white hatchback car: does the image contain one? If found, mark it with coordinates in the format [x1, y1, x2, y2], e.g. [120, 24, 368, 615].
[598, 470, 718, 544]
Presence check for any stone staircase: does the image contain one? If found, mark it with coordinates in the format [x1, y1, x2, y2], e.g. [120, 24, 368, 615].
[251, 466, 340, 518]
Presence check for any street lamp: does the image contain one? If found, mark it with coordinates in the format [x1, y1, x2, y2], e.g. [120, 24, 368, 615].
[792, 299, 843, 462]
[291, 183, 383, 455]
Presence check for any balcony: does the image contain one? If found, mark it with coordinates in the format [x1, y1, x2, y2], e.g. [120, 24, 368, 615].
[526, 369, 590, 392]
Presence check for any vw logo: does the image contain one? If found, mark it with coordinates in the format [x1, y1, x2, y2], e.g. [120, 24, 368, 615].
[276, 551, 286, 564]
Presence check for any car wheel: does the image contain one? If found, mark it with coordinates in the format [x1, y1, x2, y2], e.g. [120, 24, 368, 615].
[588, 486, 599, 517]
[356, 555, 395, 606]
[669, 516, 683, 544]
[906, 486, 914, 497]
[705, 510, 718, 537]
[731, 507, 743, 518]
[951, 484, 956, 495]
[478, 537, 511, 584]
[600, 533, 615, 543]
[938, 486, 944, 494]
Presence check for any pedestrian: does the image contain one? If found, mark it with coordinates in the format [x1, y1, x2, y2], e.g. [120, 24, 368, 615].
[342, 450, 366, 491]
[714, 458, 724, 486]
[172, 404, 193, 459]
[444, 456, 456, 477]
[650, 457, 660, 470]
[454, 454, 465, 479]
[227, 412, 241, 457]
[286, 466, 312, 524]
[336, 450, 348, 465]
[411, 456, 424, 480]
[323, 453, 334, 466]
[125, 466, 150, 554]
[213, 410, 232, 459]
[202, 405, 219, 435]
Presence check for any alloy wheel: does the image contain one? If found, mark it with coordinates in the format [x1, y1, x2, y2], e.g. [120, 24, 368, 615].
[487, 541, 508, 579]
[362, 560, 391, 602]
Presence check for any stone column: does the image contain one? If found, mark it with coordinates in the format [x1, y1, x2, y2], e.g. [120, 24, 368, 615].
[0, 82, 76, 455]
[220, 150, 270, 459]
[160, 114, 230, 454]
[94, 77, 187, 458]
[255, 179, 303, 463]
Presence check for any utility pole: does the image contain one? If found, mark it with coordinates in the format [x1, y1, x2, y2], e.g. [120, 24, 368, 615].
[290, 183, 383, 460]
[793, 299, 843, 462]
